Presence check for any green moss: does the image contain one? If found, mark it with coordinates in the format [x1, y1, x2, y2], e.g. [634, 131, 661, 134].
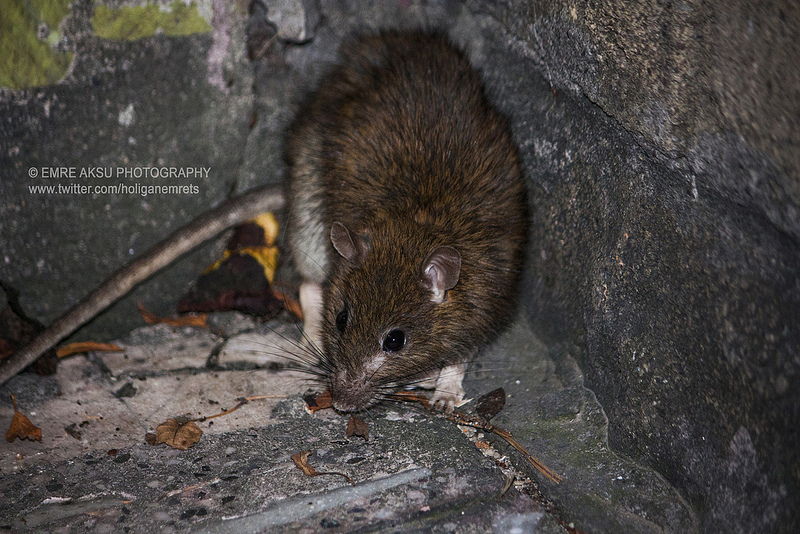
[91, 1, 212, 41]
[0, 0, 74, 89]
[0, 0, 213, 89]
[32, 0, 72, 28]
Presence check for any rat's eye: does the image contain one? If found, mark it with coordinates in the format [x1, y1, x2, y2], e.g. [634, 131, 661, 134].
[382, 329, 406, 352]
[336, 309, 348, 333]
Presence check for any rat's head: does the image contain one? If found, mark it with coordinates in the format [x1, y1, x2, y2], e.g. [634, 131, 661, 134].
[320, 220, 462, 412]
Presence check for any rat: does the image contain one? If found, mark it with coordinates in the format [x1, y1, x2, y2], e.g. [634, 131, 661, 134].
[0, 31, 528, 407]
[284, 31, 528, 412]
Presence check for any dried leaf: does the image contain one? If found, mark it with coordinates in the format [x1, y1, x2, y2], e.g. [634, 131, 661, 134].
[273, 289, 303, 320]
[305, 390, 333, 413]
[291, 450, 318, 476]
[149, 418, 203, 450]
[241, 246, 280, 284]
[221, 214, 279, 252]
[138, 302, 208, 328]
[177, 255, 282, 317]
[346, 416, 370, 442]
[252, 212, 280, 246]
[291, 449, 353, 484]
[177, 214, 282, 317]
[5, 394, 41, 443]
[56, 341, 124, 358]
[474, 387, 506, 420]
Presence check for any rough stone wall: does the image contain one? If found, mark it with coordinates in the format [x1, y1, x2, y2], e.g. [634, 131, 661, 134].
[480, 0, 800, 530]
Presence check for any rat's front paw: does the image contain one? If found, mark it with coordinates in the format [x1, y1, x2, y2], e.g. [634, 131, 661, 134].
[429, 389, 464, 412]
[429, 363, 466, 412]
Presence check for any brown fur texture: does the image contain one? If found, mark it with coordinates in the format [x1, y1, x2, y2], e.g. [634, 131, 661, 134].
[285, 31, 528, 411]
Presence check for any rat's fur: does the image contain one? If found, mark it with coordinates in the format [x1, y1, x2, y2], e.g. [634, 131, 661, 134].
[285, 31, 528, 412]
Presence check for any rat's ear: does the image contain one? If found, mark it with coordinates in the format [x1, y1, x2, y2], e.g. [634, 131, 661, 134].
[421, 246, 461, 303]
[331, 221, 370, 264]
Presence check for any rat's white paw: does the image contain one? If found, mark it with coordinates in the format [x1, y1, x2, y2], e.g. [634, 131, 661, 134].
[429, 390, 463, 412]
[429, 363, 467, 412]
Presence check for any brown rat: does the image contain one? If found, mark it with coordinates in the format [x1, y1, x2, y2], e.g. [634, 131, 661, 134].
[285, 31, 528, 412]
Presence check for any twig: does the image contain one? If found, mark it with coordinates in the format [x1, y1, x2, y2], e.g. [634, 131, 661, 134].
[447, 411, 563, 484]
[166, 478, 222, 498]
[191, 395, 288, 423]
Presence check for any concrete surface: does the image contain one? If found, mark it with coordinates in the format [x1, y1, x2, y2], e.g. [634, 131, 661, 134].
[1, 311, 693, 532]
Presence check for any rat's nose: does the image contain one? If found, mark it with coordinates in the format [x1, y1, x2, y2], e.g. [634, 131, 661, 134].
[330, 371, 375, 412]
[331, 393, 373, 413]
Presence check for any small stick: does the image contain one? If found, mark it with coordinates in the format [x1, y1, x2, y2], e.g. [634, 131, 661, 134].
[191, 395, 288, 423]
[447, 410, 563, 484]
[166, 478, 222, 498]
[492, 427, 562, 484]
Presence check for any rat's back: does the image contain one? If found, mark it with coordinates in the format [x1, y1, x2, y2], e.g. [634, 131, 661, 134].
[286, 31, 525, 285]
